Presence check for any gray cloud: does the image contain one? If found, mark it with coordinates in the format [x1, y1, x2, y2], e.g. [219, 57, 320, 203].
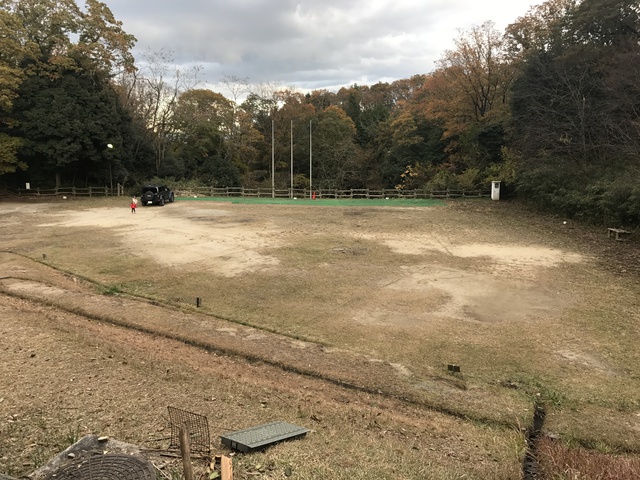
[107, 0, 539, 91]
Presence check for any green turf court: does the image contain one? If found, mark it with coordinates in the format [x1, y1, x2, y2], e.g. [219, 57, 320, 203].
[177, 196, 447, 207]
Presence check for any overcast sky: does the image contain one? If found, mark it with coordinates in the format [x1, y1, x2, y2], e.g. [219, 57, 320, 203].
[105, 0, 540, 93]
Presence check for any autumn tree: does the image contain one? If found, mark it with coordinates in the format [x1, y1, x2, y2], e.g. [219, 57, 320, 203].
[504, 0, 577, 56]
[306, 89, 337, 112]
[3, 0, 134, 76]
[80, 0, 135, 68]
[334, 80, 432, 188]
[423, 22, 516, 172]
[170, 89, 241, 185]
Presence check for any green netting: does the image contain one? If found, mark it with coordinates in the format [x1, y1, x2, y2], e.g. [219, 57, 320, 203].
[176, 197, 447, 207]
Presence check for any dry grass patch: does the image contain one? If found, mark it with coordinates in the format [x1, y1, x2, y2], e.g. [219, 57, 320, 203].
[537, 436, 640, 479]
[0, 293, 523, 479]
[2, 197, 640, 478]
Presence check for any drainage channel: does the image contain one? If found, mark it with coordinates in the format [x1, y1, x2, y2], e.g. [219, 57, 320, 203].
[522, 402, 546, 480]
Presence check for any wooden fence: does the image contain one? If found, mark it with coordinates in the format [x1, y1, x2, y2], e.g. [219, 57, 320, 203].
[14, 185, 124, 197]
[10, 185, 490, 200]
[176, 187, 491, 199]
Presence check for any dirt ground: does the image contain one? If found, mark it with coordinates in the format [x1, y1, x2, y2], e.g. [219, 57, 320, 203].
[19, 200, 585, 322]
[1, 197, 639, 479]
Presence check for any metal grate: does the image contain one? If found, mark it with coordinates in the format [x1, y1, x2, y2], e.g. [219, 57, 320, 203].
[43, 454, 155, 480]
[167, 406, 211, 454]
[220, 421, 310, 453]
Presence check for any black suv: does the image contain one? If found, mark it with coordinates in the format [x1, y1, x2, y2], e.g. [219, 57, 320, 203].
[141, 185, 175, 206]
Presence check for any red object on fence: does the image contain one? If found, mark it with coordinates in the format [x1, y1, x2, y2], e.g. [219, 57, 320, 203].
[312, 192, 316, 200]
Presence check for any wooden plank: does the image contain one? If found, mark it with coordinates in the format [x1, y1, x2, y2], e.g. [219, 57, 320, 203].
[221, 455, 233, 480]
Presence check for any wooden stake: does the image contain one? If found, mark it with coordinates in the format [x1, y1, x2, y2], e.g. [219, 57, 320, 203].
[221, 455, 233, 480]
[179, 425, 194, 480]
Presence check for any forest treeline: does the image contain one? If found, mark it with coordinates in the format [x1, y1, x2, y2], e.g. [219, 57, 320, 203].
[1, 0, 639, 225]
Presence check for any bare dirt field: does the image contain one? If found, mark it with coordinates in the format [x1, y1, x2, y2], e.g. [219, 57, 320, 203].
[1, 197, 639, 479]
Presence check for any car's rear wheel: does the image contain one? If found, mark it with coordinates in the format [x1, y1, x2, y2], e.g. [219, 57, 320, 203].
[160, 197, 165, 206]
[169, 192, 175, 202]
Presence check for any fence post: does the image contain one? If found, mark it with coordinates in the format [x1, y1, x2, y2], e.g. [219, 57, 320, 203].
[179, 425, 195, 480]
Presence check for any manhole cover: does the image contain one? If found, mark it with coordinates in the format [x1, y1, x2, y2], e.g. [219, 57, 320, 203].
[44, 454, 155, 480]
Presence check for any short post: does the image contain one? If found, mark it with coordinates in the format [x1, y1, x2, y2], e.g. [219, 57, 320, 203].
[196, 297, 202, 307]
[221, 455, 233, 480]
[179, 425, 194, 480]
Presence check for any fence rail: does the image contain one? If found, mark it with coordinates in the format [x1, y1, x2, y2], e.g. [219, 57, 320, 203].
[13, 185, 124, 197]
[9, 185, 490, 200]
[177, 187, 490, 199]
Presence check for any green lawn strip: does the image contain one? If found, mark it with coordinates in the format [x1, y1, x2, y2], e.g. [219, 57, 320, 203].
[176, 196, 446, 207]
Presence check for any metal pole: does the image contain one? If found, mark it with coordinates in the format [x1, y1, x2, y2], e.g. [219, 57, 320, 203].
[271, 117, 275, 198]
[106, 143, 114, 193]
[309, 120, 313, 199]
[290, 120, 293, 198]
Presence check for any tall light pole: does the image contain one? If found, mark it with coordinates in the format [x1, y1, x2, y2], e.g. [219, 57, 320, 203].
[107, 143, 114, 192]
[309, 120, 313, 199]
[271, 117, 275, 198]
[290, 120, 294, 198]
